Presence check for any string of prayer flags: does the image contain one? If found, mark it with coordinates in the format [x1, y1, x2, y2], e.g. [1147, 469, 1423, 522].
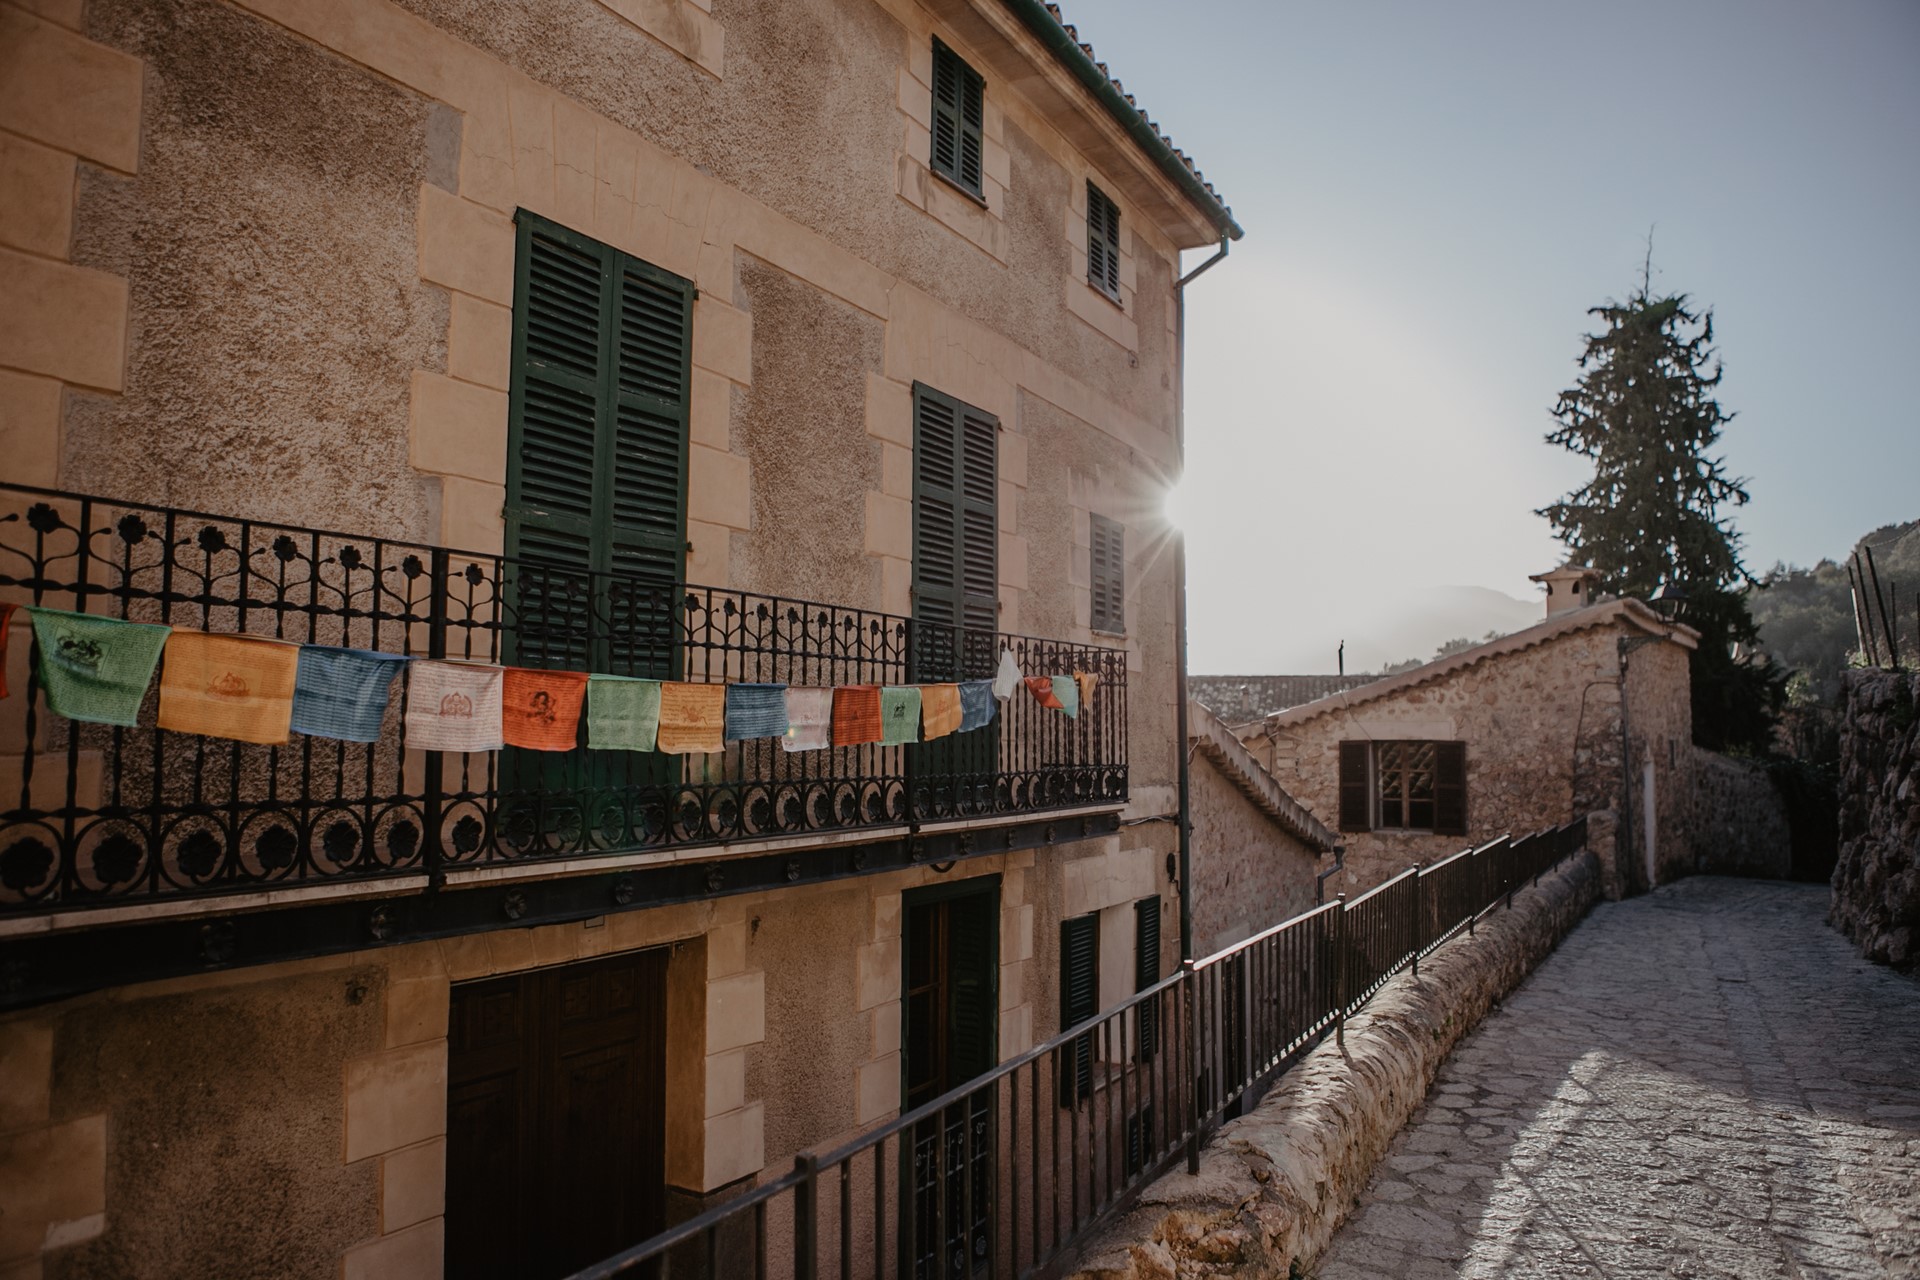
[880, 686, 922, 745]
[1023, 676, 1064, 711]
[725, 683, 789, 743]
[0, 602, 16, 700]
[406, 660, 505, 753]
[958, 680, 996, 732]
[586, 675, 661, 751]
[919, 683, 962, 740]
[157, 629, 301, 745]
[1074, 670, 1099, 711]
[782, 687, 833, 752]
[502, 667, 588, 751]
[657, 682, 725, 754]
[28, 608, 170, 727]
[291, 646, 412, 742]
[1050, 674, 1079, 720]
[831, 684, 883, 747]
[993, 649, 1023, 700]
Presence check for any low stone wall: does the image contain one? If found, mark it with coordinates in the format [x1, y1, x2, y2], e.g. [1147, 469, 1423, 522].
[1832, 669, 1920, 966]
[1689, 748, 1791, 879]
[1066, 849, 1602, 1279]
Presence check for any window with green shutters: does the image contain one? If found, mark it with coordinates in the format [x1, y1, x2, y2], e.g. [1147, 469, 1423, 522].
[1134, 896, 1160, 1060]
[911, 383, 997, 674]
[1087, 182, 1121, 301]
[1090, 514, 1125, 635]
[505, 212, 692, 676]
[1059, 912, 1098, 1105]
[930, 38, 985, 197]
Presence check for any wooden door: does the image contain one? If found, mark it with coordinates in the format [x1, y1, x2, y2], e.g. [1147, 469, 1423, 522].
[446, 947, 669, 1279]
[903, 884, 998, 1280]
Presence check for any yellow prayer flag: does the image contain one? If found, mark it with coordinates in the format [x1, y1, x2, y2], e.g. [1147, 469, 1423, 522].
[657, 682, 726, 754]
[157, 630, 300, 745]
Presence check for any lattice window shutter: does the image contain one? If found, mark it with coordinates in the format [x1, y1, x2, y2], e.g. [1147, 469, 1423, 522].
[1338, 740, 1372, 833]
[1433, 741, 1468, 836]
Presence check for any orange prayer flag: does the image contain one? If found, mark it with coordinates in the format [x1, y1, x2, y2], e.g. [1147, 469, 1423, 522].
[919, 683, 963, 740]
[157, 629, 300, 744]
[831, 684, 883, 746]
[1074, 670, 1099, 710]
[501, 667, 589, 751]
[657, 682, 726, 754]
[1023, 676, 1064, 710]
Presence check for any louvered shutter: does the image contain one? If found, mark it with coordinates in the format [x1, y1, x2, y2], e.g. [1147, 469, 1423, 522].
[1087, 183, 1121, 300]
[947, 890, 999, 1084]
[506, 214, 690, 678]
[1433, 741, 1468, 836]
[1090, 515, 1124, 634]
[931, 39, 985, 196]
[1338, 741, 1371, 833]
[912, 384, 996, 679]
[1133, 897, 1159, 1060]
[1059, 913, 1097, 1105]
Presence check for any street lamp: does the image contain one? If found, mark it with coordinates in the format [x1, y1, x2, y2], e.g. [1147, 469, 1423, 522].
[1648, 582, 1689, 624]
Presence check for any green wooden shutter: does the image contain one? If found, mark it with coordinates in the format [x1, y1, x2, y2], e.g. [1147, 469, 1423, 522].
[506, 213, 691, 677]
[1433, 741, 1468, 836]
[1059, 912, 1097, 1105]
[1087, 183, 1121, 299]
[1134, 896, 1159, 1060]
[931, 39, 985, 196]
[912, 384, 997, 677]
[1090, 514, 1124, 634]
[1338, 741, 1371, 833]
[946, 890, 999, 1084]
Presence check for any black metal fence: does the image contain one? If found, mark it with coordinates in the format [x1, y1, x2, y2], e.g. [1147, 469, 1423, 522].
[0, 486, 1126, 914]
[568, 816, 1591, 1280]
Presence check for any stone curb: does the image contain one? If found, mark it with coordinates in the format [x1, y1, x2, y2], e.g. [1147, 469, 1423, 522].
[1065, 850, 1603, 1279]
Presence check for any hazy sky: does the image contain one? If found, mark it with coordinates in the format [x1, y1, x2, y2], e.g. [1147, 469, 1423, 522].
[1067, 1, 1920, 673]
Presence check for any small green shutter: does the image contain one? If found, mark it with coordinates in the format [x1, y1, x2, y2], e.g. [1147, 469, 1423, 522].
[1433, 741, 1468, 836]
[930, 39, 985, 196]
[946, 890, 999, 1084]
[1134, 897, 1160, 1060]
[1059, 912, 1098, 1105]
[1087, 182, 1121, 300]
[1090, 514, 1124, 634]
[506, 213, 692, 675]
[1338, 741, 1371, 833]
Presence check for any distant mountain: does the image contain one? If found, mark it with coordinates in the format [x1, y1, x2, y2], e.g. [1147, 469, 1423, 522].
[1751, 518, 1919, 703]
[1363, 585, 1543, 671]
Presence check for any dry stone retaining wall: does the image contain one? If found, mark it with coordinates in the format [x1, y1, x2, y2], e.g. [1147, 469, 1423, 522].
[1065, 847, 1602, 1279]
[1688, 748, 1791, 880]
[1832, 669, 1920, 966]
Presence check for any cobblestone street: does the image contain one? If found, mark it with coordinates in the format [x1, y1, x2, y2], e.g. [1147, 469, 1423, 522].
[1314, 878, 1920, 1279]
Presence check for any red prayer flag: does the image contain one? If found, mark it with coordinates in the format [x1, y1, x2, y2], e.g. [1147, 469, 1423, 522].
[501, 667, 589, 751]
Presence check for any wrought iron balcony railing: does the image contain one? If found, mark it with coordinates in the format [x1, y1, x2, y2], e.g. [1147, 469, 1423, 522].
[0, 486, 1127, 917]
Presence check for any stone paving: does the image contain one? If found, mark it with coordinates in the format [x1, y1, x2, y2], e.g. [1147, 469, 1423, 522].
[1313, 878, 1920, 1279]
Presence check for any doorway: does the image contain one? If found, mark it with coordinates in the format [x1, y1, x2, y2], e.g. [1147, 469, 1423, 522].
[445, 947, 670, 1279]
[902, 879, 1000, 1280]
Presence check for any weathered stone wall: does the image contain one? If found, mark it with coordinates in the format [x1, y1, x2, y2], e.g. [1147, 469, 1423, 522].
[1188, 750, 1322, 955]
[1065, 847, 1603, 1279]
[1688, 748, 1791, 880]
[1831, 670, 1920, 967]
[1257, 618, 1687, 898]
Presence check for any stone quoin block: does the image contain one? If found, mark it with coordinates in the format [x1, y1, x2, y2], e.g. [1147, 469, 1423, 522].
[416, 185, 514, 305]
[445, 294, 511, 391]
[691, 297, 752, 385]
[340, 1218, 443, 1280]
[0, 249, 127, 391]
[0, 369, 63, 489]
[379, 1137, 446, 1232]
[686, 443, 752, 532]
[408, 371, 507, 485]
[0, 1113, 106, 1262]
[704, 970, 765, 1053]
[343, 1041, 448, 1163]
[701, 1102, 764, 1191]
[0, 133, 75, 259]
[0, 10, 143, 173]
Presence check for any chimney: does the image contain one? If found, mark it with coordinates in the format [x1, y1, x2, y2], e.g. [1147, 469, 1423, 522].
[1528, 564, 1601, 619]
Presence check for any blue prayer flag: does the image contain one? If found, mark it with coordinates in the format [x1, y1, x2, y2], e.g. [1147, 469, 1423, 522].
[291, 646, 412, 742]
[958, 680, 997, 732]
[724, 682, 790, 742]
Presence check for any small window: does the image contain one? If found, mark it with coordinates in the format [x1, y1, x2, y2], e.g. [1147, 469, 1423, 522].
[930, 39, 985, 197]
[1090, 514, 1125, 634]
[1087, 182, 1122, 301]
[1338, 740, 1467, 835]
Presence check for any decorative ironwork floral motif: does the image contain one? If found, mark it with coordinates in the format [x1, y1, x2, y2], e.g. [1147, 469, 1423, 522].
[0, 485, 1128, 915]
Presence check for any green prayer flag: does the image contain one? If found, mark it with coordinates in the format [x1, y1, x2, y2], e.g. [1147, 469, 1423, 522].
[28, 608, 170, 727]
[1051, 674, 1079, 719]
[880, 685, 922, 745]
[587, 675, 661, 751]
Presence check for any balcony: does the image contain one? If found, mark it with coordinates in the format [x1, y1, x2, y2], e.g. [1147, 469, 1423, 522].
[0, 485, 1127, 930]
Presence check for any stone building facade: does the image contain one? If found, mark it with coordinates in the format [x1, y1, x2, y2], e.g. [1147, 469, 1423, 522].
[1186, 700, 1333, 955]
[1243, 598, 1699, 899]
[0, 1, 1239, 1275]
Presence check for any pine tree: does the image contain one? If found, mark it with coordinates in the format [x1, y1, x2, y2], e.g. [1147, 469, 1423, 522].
[1538, 269, 1782, 754]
